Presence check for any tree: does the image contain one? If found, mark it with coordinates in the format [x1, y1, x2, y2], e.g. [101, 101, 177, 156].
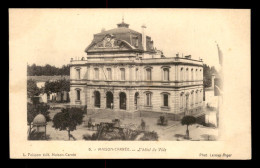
[27, 64, 70, 76]
[27, 79, 41, 98]
[27, 103, 51, 137]
[44, 79, 70, 94]
[203, 64, 219, 88]
[52, 108, 85, 140]
[181, 116, 197, 140]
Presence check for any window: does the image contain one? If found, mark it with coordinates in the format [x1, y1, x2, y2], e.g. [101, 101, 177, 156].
[76, 90, 80, 100]
[135, 68, 139, 80]
[107, 68, 112, 80]
[120, 68, 125, 80]
[146, 93, 152, 106]
[94, 68, 99, 80]
[195, 91, 198, 104]
[163, 94, 168, 107]
[136, 39, 138, 47]
[180, 93, 184, 109]
[119, 92, 127, 110]
[191, 69, 194, 80]
[134, 92, 139, 110]
[191, 92, 194, 106]
[94, 91, 100, 108]
[186, 68, 189, 81]
[163, 68, 169, 81]
[76, 69, 80, 79]
[146, 68, 152, 81]
[195, 69, 198, 80]
[180, 68, 184, 81]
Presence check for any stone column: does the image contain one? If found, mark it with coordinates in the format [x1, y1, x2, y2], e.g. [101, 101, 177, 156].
[128, 89, 135, 112]
[114, 90, 119, 111]
[129, 65, 133, 81]
[100, 88, 106, 109]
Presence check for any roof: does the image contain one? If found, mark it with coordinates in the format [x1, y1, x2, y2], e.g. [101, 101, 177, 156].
[95, 27, 141, 36]
[85, 21, 155, 53]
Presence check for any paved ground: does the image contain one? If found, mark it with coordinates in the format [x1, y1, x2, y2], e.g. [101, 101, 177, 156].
[44, 106, 218, 141]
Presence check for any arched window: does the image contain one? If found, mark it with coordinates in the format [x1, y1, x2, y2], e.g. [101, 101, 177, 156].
[163, 68, 169, 81]
[135, 68, 139, 81]
[180, 68, 184, 81]
[191, 68, 194, 80]
[186, 68, 189, 81]
[119, 92, 126, 110]
[200, 69, 202, 80]
[107, 68, 112, 80]
[146, 68, 152, 81]
[94, 68, 99, 80]
[120, 68, 125, 80]
[180, 92, 184, 109]
[185, 93, 190, 110]
[134, 92, 139, 110]
[94, 91, 100, 108]
[191, 91, 194, 106]
[195, 90, 198, 104]
[76, 90, 80, 100]
[145, 92, 152, 106]
[195, 69, 198, 80]
[106, 91, 113, 109]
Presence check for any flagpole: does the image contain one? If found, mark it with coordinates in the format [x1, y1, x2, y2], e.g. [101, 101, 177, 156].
[215, 41, 222, 128]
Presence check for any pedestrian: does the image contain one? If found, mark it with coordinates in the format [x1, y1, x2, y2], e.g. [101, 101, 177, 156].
[141, 119, 146, 131]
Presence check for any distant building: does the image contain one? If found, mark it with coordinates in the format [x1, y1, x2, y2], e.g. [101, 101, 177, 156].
[36, 82, 45, 88]
[27, 76, 70, 103]
[69, 19, 203, 120]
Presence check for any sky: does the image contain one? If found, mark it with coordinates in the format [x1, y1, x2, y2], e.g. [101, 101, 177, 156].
[10, 9, 250, 70]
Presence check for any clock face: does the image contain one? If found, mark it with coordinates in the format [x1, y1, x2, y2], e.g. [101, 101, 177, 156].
[107, 38, 111, 42]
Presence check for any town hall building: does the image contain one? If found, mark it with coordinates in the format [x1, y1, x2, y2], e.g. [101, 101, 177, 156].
[69, 19, 204, 120]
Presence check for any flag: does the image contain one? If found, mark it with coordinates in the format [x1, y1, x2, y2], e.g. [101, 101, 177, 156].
[214, 78, 222, 96]
[216, 43, 223, 66]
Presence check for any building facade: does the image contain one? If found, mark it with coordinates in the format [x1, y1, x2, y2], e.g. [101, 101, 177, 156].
[69, 20, 203, 120]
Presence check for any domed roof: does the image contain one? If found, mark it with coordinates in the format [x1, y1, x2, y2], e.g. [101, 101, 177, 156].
[85, 19, 156, 53]
[33, 114, 46, 126]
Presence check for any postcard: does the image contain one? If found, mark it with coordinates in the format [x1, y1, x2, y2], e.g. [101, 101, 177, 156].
[9, 8, 251, 159]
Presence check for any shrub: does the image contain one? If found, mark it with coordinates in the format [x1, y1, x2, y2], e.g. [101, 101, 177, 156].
[200, 122, 216, 128]
[122, 129, 140, 140]
[140, 131, 159, 141]
[28, 130, 50, 140]
[83, 133, 94, 140]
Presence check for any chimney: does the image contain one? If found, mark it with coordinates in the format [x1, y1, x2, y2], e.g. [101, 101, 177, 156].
[141, 24, 147, 51]
[185, 55, 191, 59]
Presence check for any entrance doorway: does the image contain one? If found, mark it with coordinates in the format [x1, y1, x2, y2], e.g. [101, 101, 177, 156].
[106, 91, 114, 109]
[94, 91, 100, 108]
[119, 92, 126, 110]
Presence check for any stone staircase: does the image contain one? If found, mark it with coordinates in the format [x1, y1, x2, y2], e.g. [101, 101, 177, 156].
[86, 109, 134, 120]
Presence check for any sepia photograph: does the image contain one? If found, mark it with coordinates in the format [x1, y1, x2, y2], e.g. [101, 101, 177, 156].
[9, 8, 251, 159]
